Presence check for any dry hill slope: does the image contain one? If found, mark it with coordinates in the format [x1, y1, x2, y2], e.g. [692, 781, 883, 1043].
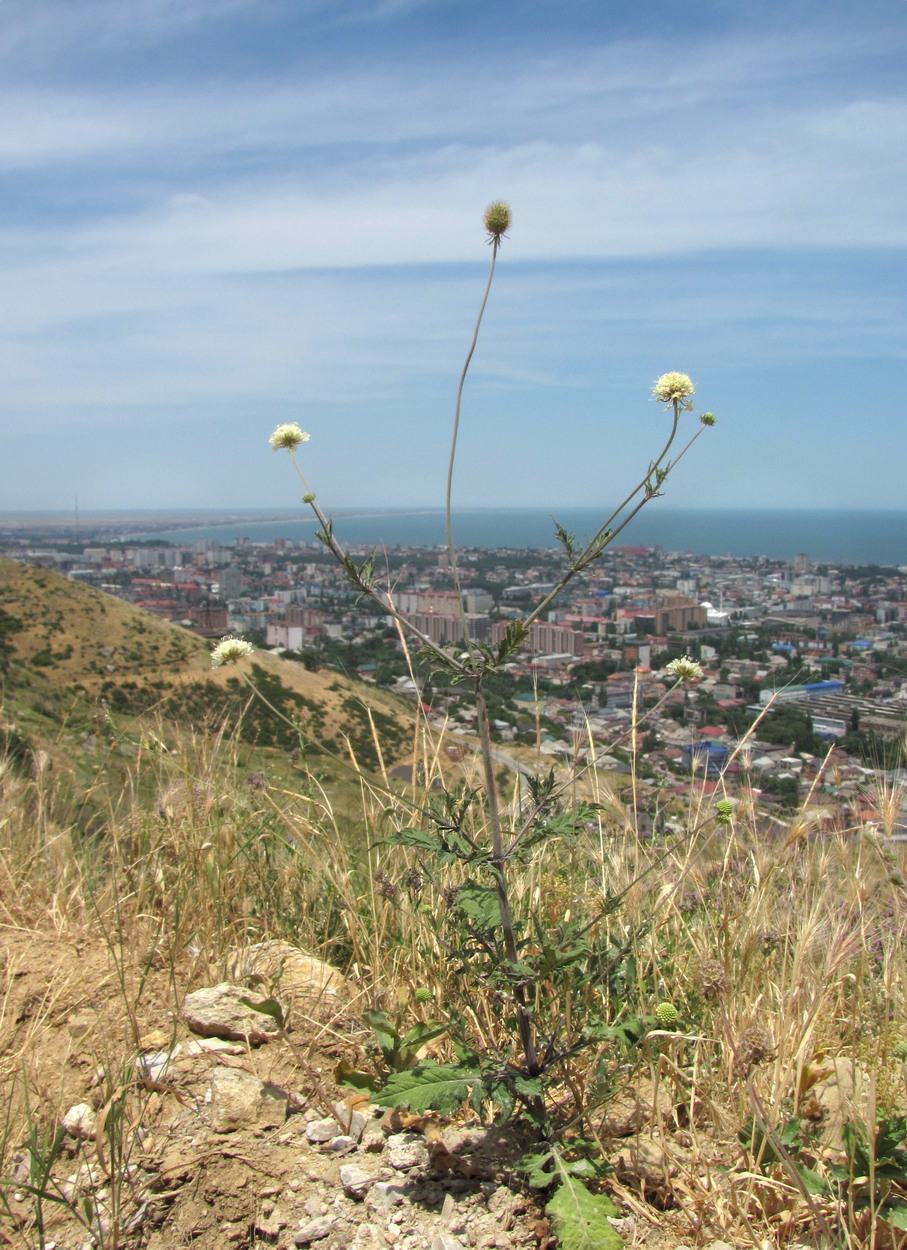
[0, 556, 416, 771]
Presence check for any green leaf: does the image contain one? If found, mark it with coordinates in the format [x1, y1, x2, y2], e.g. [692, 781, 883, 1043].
[362, 1008, 397, 1063]
[521, 1148, 556, 1189]
[454, 880, 502, 932]
[882, 1202, 907, 1231]
[545, 1174, 621, 1250]
[335, 1060, 379, 1093]
[380, 827, 439, 853]
[239, 996, 285, 1028]
[512, 1075, 543, 1099]
[566, 1157, 602, 1180]
[397, 1020, 449, 1067]
[377, 1061, 481, 1116]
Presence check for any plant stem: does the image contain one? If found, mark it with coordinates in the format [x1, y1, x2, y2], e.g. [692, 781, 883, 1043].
[475, 680, 541, 1083]
[445, 237, 501, 652]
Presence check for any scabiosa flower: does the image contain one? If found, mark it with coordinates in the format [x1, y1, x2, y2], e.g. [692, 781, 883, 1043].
[211, 636, 254, 668]
[484, 200, 512, 239]
[734, 1024, 775, 1077]
[665, 655, 704, 684]
[699, 959, 730, 1000]
[655, 1002, 679, 1027]
[653, 372, 695, 405]
[700, 412, 716, 427]
[893, 1040, 907, 1061]
[413, 987, 433, 1004]
[269, 423, 310, 452]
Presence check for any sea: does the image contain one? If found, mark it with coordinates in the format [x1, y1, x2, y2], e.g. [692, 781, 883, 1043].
[136, 508, 907, 567]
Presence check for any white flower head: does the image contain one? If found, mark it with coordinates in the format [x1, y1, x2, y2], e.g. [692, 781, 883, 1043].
[653, 372, 695, 408]
[211, 636, 254, 668]
[269, 423, 310, 452]
[665, 655, 703, 684]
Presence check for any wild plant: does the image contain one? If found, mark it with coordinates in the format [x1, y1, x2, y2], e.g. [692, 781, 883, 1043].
[216, 202, 718, 1239]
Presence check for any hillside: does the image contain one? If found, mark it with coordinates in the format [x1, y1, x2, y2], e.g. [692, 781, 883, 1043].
[0, 556, 417, 789]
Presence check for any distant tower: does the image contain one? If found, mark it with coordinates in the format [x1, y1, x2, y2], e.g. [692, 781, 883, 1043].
[793, 553, 811, 574]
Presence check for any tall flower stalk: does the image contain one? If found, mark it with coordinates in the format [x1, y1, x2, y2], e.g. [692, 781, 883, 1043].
[260, 204, 714, 1157]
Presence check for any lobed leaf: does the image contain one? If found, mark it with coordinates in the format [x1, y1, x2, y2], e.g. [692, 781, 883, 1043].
[545, 1173, 621, 1250]
[377, 1061, 481, 1116]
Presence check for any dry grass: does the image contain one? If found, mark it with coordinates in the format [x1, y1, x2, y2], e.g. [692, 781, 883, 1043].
[2, 703, 907, 1248]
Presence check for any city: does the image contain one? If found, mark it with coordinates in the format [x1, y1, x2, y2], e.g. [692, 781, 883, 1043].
[4, 521, 906, 830]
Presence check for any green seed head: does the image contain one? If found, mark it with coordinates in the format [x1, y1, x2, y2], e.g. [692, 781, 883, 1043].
[700, 412, 716, 427]
[484, 201, 512, 239]
[655, 1002, 679, 1027]
[894, 1041, 907, 1061]
[413, 987, 432, 1004]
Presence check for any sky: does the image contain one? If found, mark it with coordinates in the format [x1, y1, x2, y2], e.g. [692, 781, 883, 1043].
[1, 0, 906, 514]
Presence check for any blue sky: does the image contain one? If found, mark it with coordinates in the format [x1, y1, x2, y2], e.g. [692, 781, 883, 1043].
[1, 0, 906, 513]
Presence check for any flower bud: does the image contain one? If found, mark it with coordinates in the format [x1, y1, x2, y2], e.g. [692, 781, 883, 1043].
[484, 201, 512, 239]
[655, 1002, 679, 1027]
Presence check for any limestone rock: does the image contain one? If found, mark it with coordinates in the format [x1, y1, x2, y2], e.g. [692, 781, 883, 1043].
[339, 1163, 375, 1200]
[228, 940, 355, 1017]
[62, 1103, 96, 1139]
[294, 1216, 335, 1245]
[306, 1117, 340, 1143]
[333, 1099, 370, 1141]
[208, 1066, 289, 1133]
[384, 1131, 429, 1172]
[810, 1057, 871, 1149]
[181, 983, 282, 1044]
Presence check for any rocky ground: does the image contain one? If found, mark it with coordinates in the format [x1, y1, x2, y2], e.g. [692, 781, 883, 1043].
[0, 929, 762, 1249]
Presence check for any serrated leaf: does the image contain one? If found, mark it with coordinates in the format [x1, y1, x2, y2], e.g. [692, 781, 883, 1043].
[512, 1075, 543, 1099]
[566, 1157, 602, 1180]
[377, 1062, 480, 1116]
[453, 880, 502, 932]
[545, 1175, 621, 1250]
[380, 827, 439, 853]
[521, 1148, 556, 1189]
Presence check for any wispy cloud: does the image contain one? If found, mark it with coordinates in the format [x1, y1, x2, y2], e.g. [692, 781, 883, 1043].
[0, 1, 905, 509]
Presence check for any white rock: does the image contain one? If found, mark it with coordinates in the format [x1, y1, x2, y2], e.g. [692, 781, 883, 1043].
[228, 940, 355, 1011]
[384, 1132, 429, 1172]
[137, 1047, 181, 1083]
[62, 1103, 96, 1139]
[294, 1216, 335, 1244]
[306, 1118, 341, 1143]
[333, 1100, 370, 1141]
[185, 1037, 245, 1056]
[208, 1066, 289, 1133]
[339, 1163, 375, 1199]
[181, 983, 282, 1044]
[368, 1180, 408, 1208]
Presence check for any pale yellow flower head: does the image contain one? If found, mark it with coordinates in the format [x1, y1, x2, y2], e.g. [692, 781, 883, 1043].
[269, 423, 310, 452]
[211, 636, 254, 668]
[653, 372, 695, 406]
[665, 655, 703, 684]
